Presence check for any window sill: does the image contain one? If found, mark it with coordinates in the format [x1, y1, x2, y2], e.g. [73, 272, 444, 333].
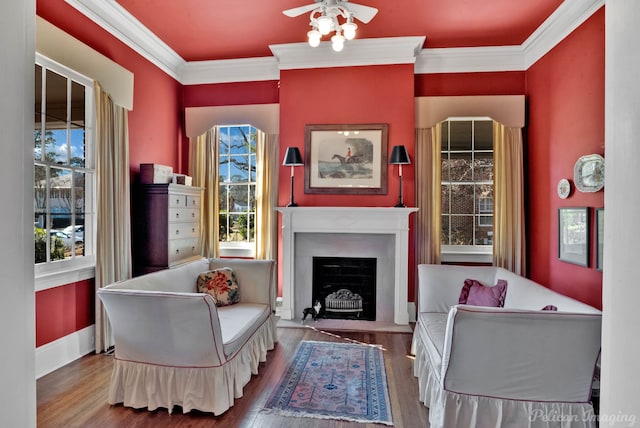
[219, 243, 255, 259]
[441, 246, 492, 264]
[35, 257, 96, 292]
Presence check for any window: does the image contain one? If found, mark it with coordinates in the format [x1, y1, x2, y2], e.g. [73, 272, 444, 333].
[34, 55, 95, 276]
[218, 125, 257, 257]
[477, 197, 493, 227]
[441, 118, 494, 261]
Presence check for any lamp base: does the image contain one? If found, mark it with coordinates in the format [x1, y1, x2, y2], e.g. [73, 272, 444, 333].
[287, 202, 298, 207]
[394, 174, 405, 208]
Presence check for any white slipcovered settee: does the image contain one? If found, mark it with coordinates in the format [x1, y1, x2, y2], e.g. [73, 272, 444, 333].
[412, 264, 601, 428]
[98, 257, 277, 415]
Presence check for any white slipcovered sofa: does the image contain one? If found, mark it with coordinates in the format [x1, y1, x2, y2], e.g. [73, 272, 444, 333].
[412, 264, 601, 428]
[97, 257, 277, 415]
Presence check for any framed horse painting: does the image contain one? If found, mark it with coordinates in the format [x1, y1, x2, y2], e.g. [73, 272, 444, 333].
[303, 124, 388, 195]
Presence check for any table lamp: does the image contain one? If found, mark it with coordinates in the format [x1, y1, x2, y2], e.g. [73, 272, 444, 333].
[389, 145, 410, 208]
[283, 147, 304, 207]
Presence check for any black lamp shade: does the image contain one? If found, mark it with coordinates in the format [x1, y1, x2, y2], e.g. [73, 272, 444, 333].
[390, 145, 410, 164]
[283, 147, 304, 166]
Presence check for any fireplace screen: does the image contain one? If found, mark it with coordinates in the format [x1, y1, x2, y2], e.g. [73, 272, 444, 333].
[312, 257, 376, 321]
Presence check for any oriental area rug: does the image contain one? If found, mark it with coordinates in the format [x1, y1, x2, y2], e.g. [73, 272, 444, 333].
[262, 340, 394, 425]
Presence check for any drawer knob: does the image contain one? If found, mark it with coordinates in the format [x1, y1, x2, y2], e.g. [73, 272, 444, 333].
[175, 230, 180, 235]
[176, 213, 180, 219]
[175, 249, 180, 254]
[191, 213, 195, 218]
[192, 228, 195, 233]
[176, 198, 181, 204]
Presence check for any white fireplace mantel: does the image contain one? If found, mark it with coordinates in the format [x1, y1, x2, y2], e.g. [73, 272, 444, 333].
[276, 206, 418, 325]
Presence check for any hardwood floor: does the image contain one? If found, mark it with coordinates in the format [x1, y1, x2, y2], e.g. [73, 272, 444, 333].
[37, 327, 430, 428]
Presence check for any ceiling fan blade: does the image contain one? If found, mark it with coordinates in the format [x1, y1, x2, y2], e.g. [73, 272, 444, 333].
[283, 3, 320, 18]
[345, 2, 378, 24]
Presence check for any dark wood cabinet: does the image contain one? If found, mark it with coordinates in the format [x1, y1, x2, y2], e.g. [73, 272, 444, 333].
[133, 184, 204, 275]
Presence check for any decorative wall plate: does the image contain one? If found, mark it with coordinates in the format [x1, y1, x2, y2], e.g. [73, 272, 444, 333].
[574, 154, 604, 192]
[557, 178, 571, 199]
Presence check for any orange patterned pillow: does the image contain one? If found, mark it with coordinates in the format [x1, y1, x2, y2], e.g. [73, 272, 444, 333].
[196, 267, 240, 306]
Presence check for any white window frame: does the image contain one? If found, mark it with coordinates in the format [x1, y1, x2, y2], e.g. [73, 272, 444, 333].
[441, 117, 493, 264]
[217, 125, 257, 258]
[35, 54, 96, 289]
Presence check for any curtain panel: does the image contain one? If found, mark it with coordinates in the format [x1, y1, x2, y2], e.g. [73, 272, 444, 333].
[415, 126, 442, 266]
[255, 132, 279, 260]
[94, 81, 132, 352]
[493, 123, 526, 275]
[189, 128, 219, 258]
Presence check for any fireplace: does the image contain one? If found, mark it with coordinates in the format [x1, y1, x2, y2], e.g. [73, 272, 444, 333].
[312, 257, 376, 320]
[277, 206, 418, 325]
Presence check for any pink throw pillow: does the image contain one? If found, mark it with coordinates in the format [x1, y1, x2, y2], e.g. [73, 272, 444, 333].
[459, 279, 508, 307]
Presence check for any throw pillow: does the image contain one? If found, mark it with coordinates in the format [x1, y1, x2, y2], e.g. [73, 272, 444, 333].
[459, 278, 508, 307]
[541, 305, 558, 311]
[196, 267, 240, 306]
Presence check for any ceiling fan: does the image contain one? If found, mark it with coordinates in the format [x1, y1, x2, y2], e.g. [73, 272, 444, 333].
[283, 0, 379, 51]
[283, 0, 378, 24]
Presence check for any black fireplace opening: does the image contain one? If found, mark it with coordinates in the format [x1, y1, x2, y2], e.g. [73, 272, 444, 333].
[311, 256, 376, 321]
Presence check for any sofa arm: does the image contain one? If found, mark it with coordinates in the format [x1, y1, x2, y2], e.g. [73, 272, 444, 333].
[208, 258, 276, 312]
[441, 305, 601, 403]
[98, 289, 226, 367]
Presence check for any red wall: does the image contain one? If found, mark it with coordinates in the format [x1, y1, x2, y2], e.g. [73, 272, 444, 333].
[415, 71, 526, 96]
[279, 65, 416, 208]
[35, 280, 94, 347]
[526, 8, 604, 309]
[36, 1, 184, 346]
[183, 81, 279, 107]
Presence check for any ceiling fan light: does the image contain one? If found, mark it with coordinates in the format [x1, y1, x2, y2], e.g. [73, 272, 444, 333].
[307, 29, 321, 47]
[342, 22, 357, 40]
[331, 33, 345, 52]
[317, 15, 333, 35]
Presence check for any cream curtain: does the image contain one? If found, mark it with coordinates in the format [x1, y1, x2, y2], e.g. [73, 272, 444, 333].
[94, 81, 132, 352]
[255, 132, 279, 260]
[189, 128, 219, 258]
[415, 125, 442, 266]
[493, 122, 526, 275]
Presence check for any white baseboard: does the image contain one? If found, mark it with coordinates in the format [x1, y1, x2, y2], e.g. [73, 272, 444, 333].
[36, 325, 95, 379]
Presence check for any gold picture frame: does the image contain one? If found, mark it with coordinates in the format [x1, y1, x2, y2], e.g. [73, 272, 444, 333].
[303, 124, 388, 195]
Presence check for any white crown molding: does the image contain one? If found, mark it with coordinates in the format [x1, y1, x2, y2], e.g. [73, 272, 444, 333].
[64, 0, 603, 83]
[269, 36, 426, 70]
[64, 0, 185, 80]
[414, 0, 604, 74]
[523, 0, 605, 68]
[415, 45, 525, 74]
[180, 57, 280, 85]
